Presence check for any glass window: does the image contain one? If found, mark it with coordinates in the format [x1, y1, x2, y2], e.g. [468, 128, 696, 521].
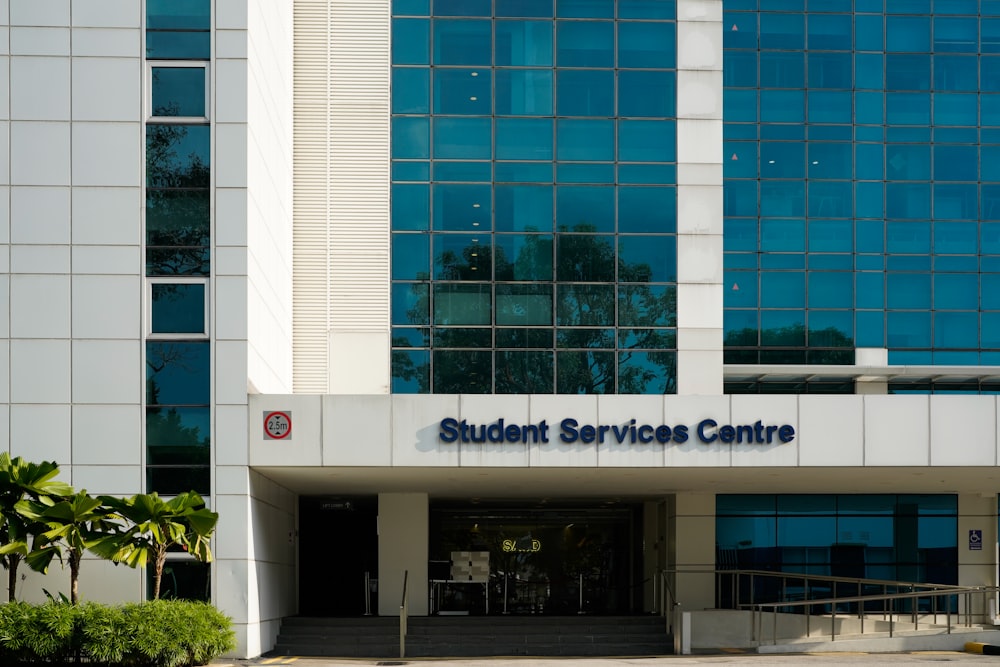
[557, 119, 614, 161]
[146, 466, 210, 496]
[557, 69, 614, 117]
[433, 284, 491, 325]
[807, 273, 852, 309]
[619, 284, 675, 326]
[495, 21, 553, 66]
[496, 185, 553, 232]
[149, 282, 207, 336]
[557, 284, 615, 325]
[392, 283, 429, 325]
[146, 407, 210, 462]
[150, 560, 210, 601]
[808, 13, 851, 50]
[556, 21, 614, 67]
[619, 71, 675, 117]
[392, 116, 430, 159]
[496, 0, 553, 17]
[393, 68, 430, 114]
[433, 20, 492, 65]
[392, 183, 430, 230]
[495, 234, 553, 280]
[618, 22, 675, 69]
[435, 0, 490, 15]
[433, 117, 491, 159]
[432, 184, 491, 231]
[393, 235, 431, 281]
[496, 118, 553, 160]
[150, 66, 206, 118]
[619, 235, 676, 283]
[434, 350, 491, 392]
[433, 69, 491, 115]
[618, 351, 676, 394]
[760, 13, 804, 50]
[393, 19, 431, 64]
[496, 350, 554, 393]
[885, 16, 931, 52]
[146, 342, 210, 405]
[619, 0, 675, 19]
[557, 0, 613, 17]
[495, 70, 552, 115]
[557, 186, 614, 233]
[619, 120, 675, 162]
[433, 233, 491, 280]
[557, 351, 614, 394]
[496, 285, 553, 325]
[146, 124, 210, 188]
[619, 187, 675, 234]
[146, 190, 210, 249]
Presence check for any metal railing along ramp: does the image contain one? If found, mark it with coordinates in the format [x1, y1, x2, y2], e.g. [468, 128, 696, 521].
[662, 568, 1000, 654]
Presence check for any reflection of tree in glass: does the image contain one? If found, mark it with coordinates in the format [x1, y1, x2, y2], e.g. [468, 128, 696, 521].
[146, 344, 209, 460]
[723, 324, 854, 364]
[146, 123, 210, 276]
[391, 231, 678, 393]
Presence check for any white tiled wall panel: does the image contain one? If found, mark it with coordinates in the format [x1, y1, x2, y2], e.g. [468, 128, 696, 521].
[11, 186, 70, 243]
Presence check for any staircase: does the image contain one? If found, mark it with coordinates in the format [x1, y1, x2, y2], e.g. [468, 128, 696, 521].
[270, 615, 674, 658]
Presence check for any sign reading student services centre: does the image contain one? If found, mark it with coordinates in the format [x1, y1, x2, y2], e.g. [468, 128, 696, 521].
[438, 417, 796, 446]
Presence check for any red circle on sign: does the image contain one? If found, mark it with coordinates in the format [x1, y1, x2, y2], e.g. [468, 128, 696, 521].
[264, 411, 292, 440]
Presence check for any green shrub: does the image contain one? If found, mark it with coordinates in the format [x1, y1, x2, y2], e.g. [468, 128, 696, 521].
[0, 599, 235, 666]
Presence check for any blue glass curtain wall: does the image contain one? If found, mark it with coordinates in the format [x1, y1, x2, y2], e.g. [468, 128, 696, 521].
[723, 3, 1000, 371]
[145, 1, 211, 502]
[716, 494, 959, 607]
[392, 1, 679, 394]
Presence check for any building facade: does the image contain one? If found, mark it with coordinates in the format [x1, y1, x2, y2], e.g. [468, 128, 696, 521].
[4, 0, 1000, 659]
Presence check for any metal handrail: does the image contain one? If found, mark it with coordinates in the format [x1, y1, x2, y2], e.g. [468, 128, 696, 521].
[749, 585, 998, 647]
[399, 570, 409, 658]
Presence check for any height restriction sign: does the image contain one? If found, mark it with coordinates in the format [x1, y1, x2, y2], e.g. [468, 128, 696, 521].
[264, 411, 292, 440]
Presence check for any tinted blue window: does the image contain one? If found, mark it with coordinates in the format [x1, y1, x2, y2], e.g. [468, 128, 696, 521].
[434, 0, 489, 15]
[807, 13, 851, 50]
[886, 16, 931, 52]
[760, 142, 804, 179]
[497, 160, 552, 181]
[724, 50, 758, 88]
[760, 13, 804, 49]
[855, 53, 884, 90]
[888, 273, 931, 309]
[934, 55, 978, 91]
[496, 118, 554, 160]
[495, 20, 553, 66]
[619, 0, 675, 19]
[619, 187, 676, 233]
[986, 19, 1000, 53]
[557, 119, 613, 161]
[886, 93, 930, 125]
[151, 284, 205, 334]
[887, 312, 932, 348]
[619, 236, 676, 282]
[618, 22, 675, 68]
[760, 52, 804, 88]
[557, 186, 614, 232]
[496, 0, 554, 17]
[886, 144, 930, 181]
[808, 53, 852, 89]
[433, 234, 491, 280]
[724, 89, 758, 122]
[496, 70, 552, 115]
[983, 146, 1000, 182]
[618, 120, 675, 161]
[855, 182, 884, 218]
[392, 234, 430, 279]
[433, 184, 491, 230]
[760, 310, 805, 344]
[147, 0, 209, 29]
[393, 0, 429, 14]
[556, 21, 614, 67]
[146, 31, 210, 60]
[854, 14, 883, 51]
[808, 273, 852, 308]
[392, 349, 429, 393]
[151, 67, 205, 117]
[934, 146, 977, 182]
[807, 91, 851, 123]
[760, 181, 804, 217]
[392, 184, 430, 230]
[885, 54, 930, 90]
[557, 70, 614, 116]
[934, 93, 978, 126]
[433, 161, 491, 182]
[761, 272, 805, 307]
[619, 164, 675, 184]
[146, 125, 210, 188]
[935, 274, 978, 310]
[393, 283, 429, 325]
[392, 116, 430, 158]
[934, 17, 978, 53]
[760, 90, 804, 123]
[619, 71, 675, 117]
[808, 182, 851, 218]
[146, 342, 209, 404]
[433, 20, 492, 65]
[984, 95, 1000, 126]
[934, 185, 977, 222]
[393, 68, 430, 113]
[433, 117, 491, 158]
[496, 185, 553, 231]
[809, 219, 852, 251]
[558, 163, 614, 183]
[856, 273, 884, 308]
[434, 69, 491, 114]
[557, 0, 614, 17]
[393, 161, 430, 181]
[809, 142, 851, 179]
[935, 312, 978, 347]
[393, 19, 430, 64]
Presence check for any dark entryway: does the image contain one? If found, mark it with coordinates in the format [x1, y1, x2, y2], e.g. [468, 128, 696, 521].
[298, 496, 378, 616]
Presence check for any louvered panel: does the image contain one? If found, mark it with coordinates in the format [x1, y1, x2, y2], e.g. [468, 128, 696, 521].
[292, 0, 333, 393]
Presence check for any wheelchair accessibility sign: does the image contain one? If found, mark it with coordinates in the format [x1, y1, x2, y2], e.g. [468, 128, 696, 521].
[969, 529, 983, 551]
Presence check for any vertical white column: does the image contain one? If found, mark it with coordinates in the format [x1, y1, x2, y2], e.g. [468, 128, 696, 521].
[958, 493, 997, 618]
[378, 492, 429, 616]
[671, 492, 716, 612]
[675, 0, 724, 395]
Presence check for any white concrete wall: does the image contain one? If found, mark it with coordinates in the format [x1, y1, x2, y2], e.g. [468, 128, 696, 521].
[0, 0, 145, 603]
[215, 467, 296, 658]
[378, 492, 428, 617]
[675, 0, 723, 395]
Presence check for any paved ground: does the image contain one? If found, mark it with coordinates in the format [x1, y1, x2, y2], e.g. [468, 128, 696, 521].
[222, 652, 1000, 666]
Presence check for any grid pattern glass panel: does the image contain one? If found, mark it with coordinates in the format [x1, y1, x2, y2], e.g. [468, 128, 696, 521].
[392, 1, 678, 394]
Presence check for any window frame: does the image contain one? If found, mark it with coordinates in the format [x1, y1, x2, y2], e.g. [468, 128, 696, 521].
[146, 61, 210, 123]
[146, 277, 210, 339]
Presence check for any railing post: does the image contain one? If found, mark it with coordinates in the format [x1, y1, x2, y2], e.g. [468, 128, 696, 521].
[831, 604, 837, 641]
[947, 594, 951, 635]
[399, 570, 409, 659]
[363, 571, 372, 616]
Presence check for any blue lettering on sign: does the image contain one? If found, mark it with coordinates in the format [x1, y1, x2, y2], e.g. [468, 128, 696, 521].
[438, 417, 795, 445]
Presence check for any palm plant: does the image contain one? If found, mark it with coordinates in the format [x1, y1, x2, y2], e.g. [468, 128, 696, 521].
[0, 454, 73, 601]
[98, 492, 218, 599]
[16, 490, 122, 604]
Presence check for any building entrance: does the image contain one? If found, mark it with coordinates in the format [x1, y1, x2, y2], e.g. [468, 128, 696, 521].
[429, 503, 643, 615]
[298, 496, 378, 616]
